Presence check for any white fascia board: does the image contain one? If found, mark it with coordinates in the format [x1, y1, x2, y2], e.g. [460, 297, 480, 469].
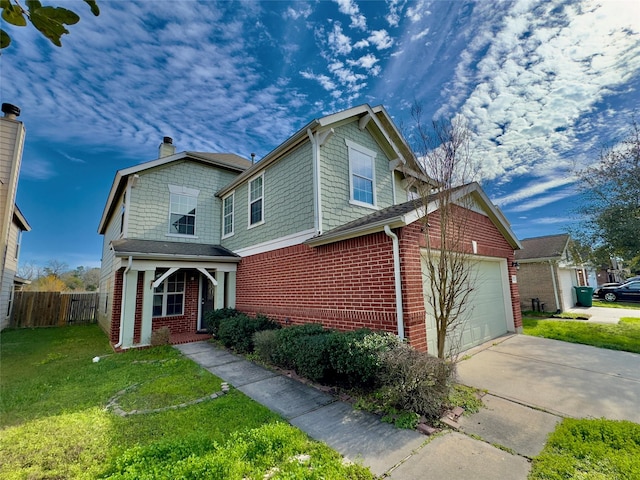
[234, 228, 316, 257]
[305, 218, 407, 247]
[113, 251, 241, 263]
[130, 259, 238, 271]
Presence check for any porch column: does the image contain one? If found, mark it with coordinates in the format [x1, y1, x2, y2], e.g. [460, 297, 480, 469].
[121, 269, 139, 348]
[227, 271, 236, 308]
[139, 268, 156, 346]
[215, 270, 225, 309]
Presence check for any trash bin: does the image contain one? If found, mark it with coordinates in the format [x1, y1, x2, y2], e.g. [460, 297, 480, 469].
[574, 286, 594, 307]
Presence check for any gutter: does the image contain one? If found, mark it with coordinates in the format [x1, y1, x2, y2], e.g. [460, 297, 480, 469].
[307, 128, 322, 235]
[114, 255, 132, 349]
[384, 225, 405, 340]
[549, 260, 561, 313]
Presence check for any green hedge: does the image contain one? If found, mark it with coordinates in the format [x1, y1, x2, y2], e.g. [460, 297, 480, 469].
[217, 314, 280, 353]
[203, 308, 239, 336]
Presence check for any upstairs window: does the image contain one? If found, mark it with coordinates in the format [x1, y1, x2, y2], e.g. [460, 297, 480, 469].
[222, 192, 234, 238]
[346, 139, 377, 207]
[168, 185, 199, 236]
[153, 271, 185, 317]
[248, 173, 264, 227]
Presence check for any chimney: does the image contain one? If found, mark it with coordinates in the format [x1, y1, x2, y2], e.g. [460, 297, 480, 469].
[159, 136, 176, 158]
[2, 103, 21, 120]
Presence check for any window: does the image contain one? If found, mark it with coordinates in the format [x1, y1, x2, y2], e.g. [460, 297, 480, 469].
[153, 271, 185, 317]
[168, 185, 199, 236]
[222, 192, 234, 238]
[248, 174, 264, 226]
[346, 139, 376, 207]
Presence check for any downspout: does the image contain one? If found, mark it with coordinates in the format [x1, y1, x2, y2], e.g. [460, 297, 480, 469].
[114, 255, 132, 348]
[384, 225, 405, 340]
[549, 260, 561, 313]
[307, 128, 322, 235]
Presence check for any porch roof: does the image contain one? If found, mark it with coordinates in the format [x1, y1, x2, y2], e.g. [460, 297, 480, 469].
[111, 239, 240, 262]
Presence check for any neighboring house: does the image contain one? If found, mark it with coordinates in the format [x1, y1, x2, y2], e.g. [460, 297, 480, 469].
[515, 233, 591, 312]
[99, 104, 523, 353]
[0, 103, 32, 330]
[595, 257, 626, 285]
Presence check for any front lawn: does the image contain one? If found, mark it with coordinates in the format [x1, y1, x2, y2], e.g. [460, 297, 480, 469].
[530, 418, 640, 480]
[522, 318, 640, 354]
[592, 300, 640, 309]
[0, 325, 372, 479]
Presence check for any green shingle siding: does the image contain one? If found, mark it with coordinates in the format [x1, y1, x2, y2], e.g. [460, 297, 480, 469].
[221, 142, 315, 251]
[127, 161, 239, 244]
[320, 121, 395, 232]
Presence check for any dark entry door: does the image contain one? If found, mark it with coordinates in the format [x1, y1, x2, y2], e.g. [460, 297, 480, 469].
[199, 275, 215, 331]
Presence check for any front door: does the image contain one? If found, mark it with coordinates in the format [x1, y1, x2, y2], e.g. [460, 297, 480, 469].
[199, 274, 215, 331]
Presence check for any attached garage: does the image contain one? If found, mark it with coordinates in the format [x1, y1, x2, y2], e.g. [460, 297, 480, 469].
[424, 254, 514, 354]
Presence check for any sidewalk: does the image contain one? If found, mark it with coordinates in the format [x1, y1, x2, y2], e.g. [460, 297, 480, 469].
[175, 341, 533, 479]
[565, 305, 640, 324]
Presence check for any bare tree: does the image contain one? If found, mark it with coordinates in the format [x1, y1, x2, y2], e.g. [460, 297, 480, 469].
[410, 104, 479, 359]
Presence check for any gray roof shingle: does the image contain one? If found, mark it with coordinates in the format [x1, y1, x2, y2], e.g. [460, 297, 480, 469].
[515, 233, 569, 260]
[111, 239, 239, 260]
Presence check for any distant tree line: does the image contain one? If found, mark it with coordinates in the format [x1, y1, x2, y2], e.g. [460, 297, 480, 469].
[18, 260, 100, 292]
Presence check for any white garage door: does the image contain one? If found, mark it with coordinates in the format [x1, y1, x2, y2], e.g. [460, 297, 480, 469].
[424, 255, 512, 355]
[558, 269, 577, 311]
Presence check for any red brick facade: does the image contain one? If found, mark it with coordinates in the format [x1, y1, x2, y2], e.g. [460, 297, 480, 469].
[109, 269, 202, 346]
[236, 209, 522, 353]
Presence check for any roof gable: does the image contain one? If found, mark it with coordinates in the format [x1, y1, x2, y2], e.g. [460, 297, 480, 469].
[306, 182, 521, 249]
[515, 234, 570, 261]
[98, 152, 251, 234]
[216, 103, 434, 198]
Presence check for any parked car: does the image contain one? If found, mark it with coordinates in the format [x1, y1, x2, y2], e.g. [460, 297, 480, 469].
[593, 283, 621, 297]
[597, 281, 640, 303]
[624, 275, 640, 283]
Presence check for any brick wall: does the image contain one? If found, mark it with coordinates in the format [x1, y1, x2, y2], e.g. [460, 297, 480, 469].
[152, 274, 200, 335]
[517, 262, 558, 313]
[236, 231, 401, 335]
[236, 207, 522, 352]
[109, 270, 201, 347]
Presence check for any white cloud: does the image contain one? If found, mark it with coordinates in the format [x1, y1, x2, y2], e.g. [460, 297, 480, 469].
[300, 70, 337, 92]
[437, 0, 640, 184]
[335, 0, 367, 30]
[354, 39, 370, 49]
[21, 159, 55, 180]
[530, 216, 578, 225]
[506, 190, 576, 213]
[406, 0, 430, 23]
[283, 5, 312, 20]
[328, 23, 353, 55]
[348, 53, 379, 70]
[493, 177, 577, 207]
[411, 28, 429, 41]
[385, 0, 404, 27]
[368, 29, 394, 50]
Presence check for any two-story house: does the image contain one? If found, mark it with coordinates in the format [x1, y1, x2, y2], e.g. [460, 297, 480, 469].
[99, 104, 522, 353]
[0, 103, 32, 331]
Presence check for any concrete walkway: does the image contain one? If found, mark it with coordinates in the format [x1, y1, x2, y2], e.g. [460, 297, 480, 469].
[176, 341, 532, 478]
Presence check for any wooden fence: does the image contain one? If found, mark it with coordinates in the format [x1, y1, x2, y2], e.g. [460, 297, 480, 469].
[10, 291, 100, 328]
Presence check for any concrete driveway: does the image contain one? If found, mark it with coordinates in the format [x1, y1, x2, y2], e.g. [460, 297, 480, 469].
[457, 334, 640, 423]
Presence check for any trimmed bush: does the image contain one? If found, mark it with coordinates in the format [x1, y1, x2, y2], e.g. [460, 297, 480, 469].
[253, 329, 279, 364]
[204, 308, 239, 336]
[328, 330, 400, 387]
[217, 314, 280, 353]
[271, 324, 328, 369]
[378, 345, 454, 421]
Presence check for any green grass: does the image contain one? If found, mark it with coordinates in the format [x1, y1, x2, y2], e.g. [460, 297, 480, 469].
[620, 317, 640, 325]
[530, 418, 640, 480]
[592, 300, 640, 309]
[0, 325, 373, 479]
[522, 318, 640, 354]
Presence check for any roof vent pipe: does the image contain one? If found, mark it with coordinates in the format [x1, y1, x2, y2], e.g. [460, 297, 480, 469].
[159, 136, 176, 158]
[251, 153, 256, 164]
[2, 103, 20, 120]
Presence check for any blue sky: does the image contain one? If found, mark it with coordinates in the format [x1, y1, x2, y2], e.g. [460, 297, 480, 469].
[1, 0, 639, 270]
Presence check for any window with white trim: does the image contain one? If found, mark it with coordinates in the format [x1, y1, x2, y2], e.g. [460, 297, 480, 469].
[153, 271, 185, 317]
[222, 192, 234, 238]
[168, 185, 199, 236]
[346, 139, 377, 207]
[248, 174, 264, 226]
